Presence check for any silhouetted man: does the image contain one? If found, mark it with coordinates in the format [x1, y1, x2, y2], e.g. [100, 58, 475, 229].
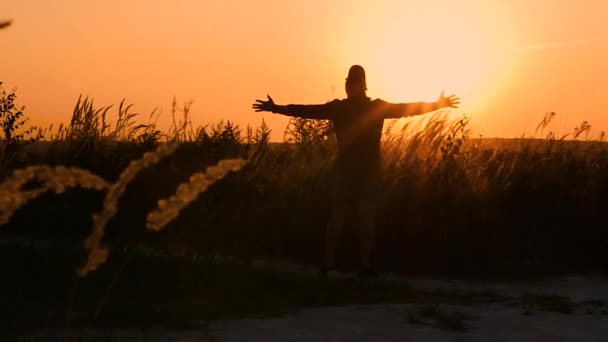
[253, 65, 459, 277]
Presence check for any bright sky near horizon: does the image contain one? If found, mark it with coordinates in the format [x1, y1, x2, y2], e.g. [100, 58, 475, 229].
[2, 0, 607, 140]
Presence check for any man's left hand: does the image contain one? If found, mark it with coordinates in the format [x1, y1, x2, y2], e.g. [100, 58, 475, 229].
[437, 91, 460, 109]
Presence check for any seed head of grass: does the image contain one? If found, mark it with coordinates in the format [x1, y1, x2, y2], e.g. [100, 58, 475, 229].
[146, 158, 248, 232]
[0, 165, 110, 226]
[78, 143, 178, 277]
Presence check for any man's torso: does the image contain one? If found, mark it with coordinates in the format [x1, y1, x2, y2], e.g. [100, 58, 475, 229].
[329, 97, 385, 178]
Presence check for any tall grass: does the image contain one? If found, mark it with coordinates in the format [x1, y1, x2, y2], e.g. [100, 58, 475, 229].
[1, 93, 608, 275]
[78, 143, 179, 276]
[146, 158, 248, 232]
[0, 165, 109, 226]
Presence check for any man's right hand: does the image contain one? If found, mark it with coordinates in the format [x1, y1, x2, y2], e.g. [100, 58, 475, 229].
[252, 95, 276, 112]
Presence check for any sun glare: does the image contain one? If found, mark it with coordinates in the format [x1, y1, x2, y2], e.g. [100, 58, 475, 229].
[338, 0, 520, 112]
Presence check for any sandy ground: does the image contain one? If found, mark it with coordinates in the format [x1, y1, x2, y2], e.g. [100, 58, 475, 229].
[209, 303, 608, 342]
[4, 241, 607, 341]
[183, 274, 608, 341]
[23, 273, 608, 341]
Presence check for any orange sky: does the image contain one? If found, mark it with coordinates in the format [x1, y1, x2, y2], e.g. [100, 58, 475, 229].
[2, 0, 608, 140]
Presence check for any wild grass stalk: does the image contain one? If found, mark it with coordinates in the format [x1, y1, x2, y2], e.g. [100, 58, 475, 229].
[146, 158, 248, 231]
[78, 143, 178, 276]
[0, 166, 109, 226]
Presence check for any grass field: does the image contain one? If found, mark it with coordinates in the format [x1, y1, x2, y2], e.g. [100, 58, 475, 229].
[2, 89, 608, 334]
[2, 98, 607, 275]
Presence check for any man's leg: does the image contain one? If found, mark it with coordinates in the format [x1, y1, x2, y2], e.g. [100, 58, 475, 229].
[323, 203, 349, 271]
[357, 200, 377, 271]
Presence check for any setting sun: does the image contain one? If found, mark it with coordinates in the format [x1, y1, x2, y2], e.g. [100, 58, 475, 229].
[337, 0, 520, 113]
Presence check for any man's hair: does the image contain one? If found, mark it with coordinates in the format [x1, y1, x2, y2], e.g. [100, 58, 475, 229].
[346, 65, 367, 90]
[346, 65, 365, 82]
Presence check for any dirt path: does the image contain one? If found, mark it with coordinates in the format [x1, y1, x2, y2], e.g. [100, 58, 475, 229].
[210, 303, 608, 342]
[23, 273, 608, 341]
[203, 273, 608, 341]
[5, 243, 607, 341]
[39, 298, 608, 341]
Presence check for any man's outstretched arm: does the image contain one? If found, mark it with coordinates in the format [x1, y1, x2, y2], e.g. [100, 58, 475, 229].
[253, 95, 335, 120]
[381, 91, 460, 119]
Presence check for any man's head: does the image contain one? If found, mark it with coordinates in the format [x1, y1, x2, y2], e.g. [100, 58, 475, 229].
[345, 65, 367, 98]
